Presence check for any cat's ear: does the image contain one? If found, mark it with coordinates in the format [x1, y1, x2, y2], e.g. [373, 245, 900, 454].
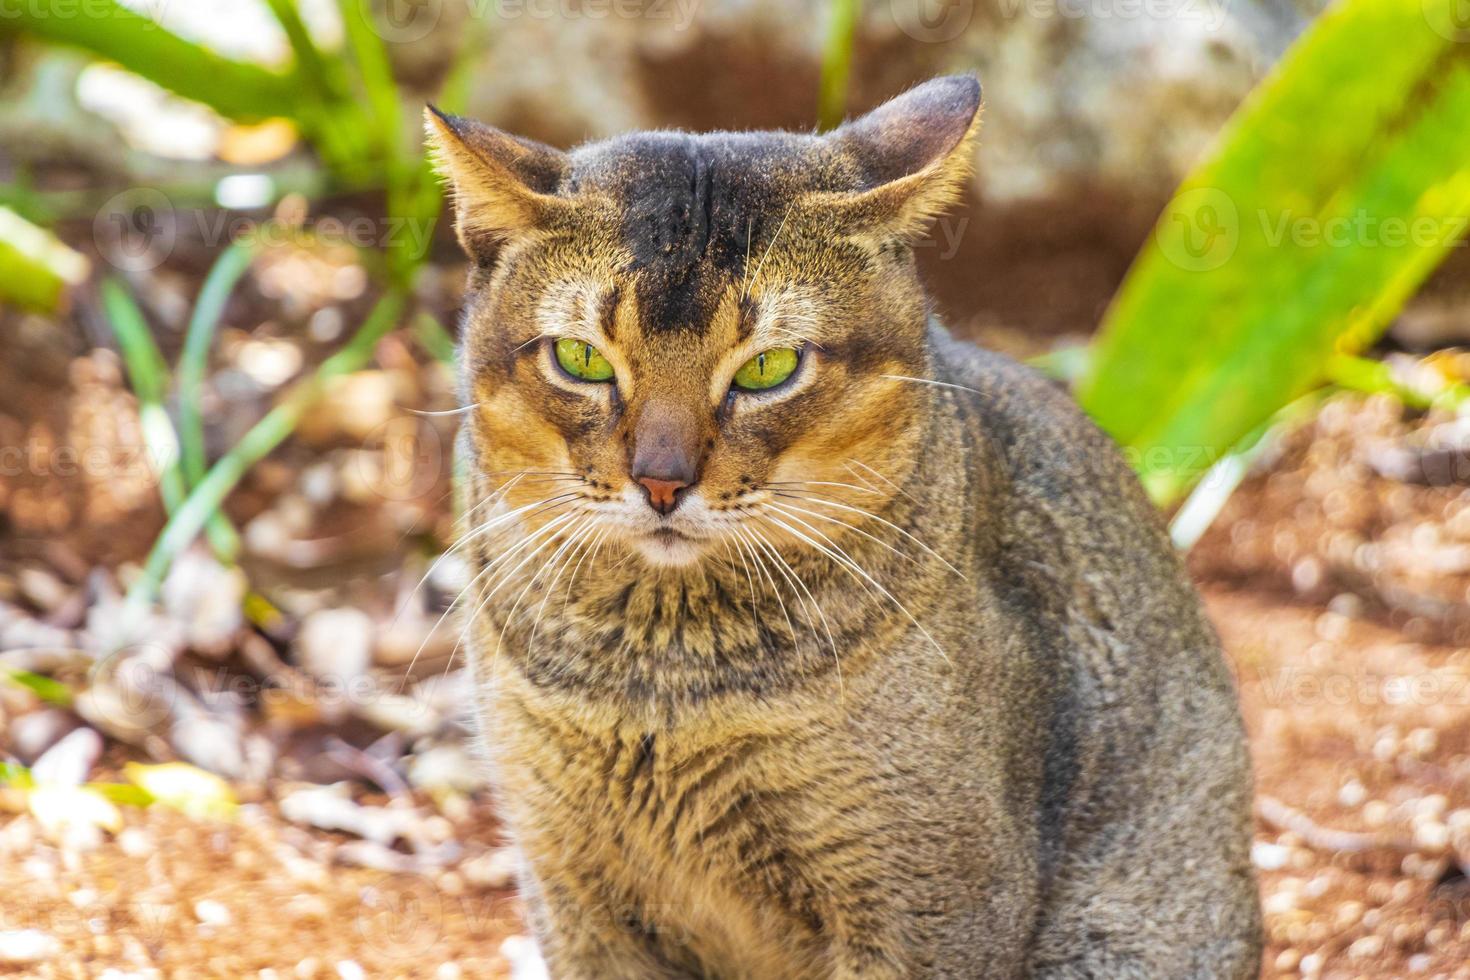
[816, 75, 982, 240]
[424, 106, 572, 260]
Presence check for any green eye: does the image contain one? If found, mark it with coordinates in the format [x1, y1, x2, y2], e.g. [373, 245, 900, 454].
[554, 338, 615, 382]
[732, 347, 800, 392]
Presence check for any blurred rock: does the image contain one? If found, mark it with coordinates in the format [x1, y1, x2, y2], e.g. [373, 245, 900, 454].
[161, 550, 247, 658]
[8, 708, 81, 764]
[27, 785, 122, 849]
[30, 726, 102, 786]
[462, 847, 518, 891]
[278, 783, 418, 846]
[17, 567, 70, 613]
[297, 372, 403, 445]
[295, 608, 374, 686]
[407, 743, 484, 796]
[169, 692, 246, 780]
[457, 0, 1298, 203]
[352, 690, 440, 738]
[0, 929, 59, 966]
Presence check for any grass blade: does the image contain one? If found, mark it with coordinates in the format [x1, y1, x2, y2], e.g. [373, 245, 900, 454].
[817, 0, 860, 131]
[122, 290, 409, 627]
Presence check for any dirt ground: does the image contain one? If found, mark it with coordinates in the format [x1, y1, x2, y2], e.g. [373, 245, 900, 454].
[1, 579, 1468, 978]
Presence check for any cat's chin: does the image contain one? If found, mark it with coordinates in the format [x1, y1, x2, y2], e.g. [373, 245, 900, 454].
[630, 529, 707, 568]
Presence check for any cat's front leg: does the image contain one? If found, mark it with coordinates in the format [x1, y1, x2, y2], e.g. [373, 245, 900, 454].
[825, 903, 909, 980]
[521, 873, 696, 980]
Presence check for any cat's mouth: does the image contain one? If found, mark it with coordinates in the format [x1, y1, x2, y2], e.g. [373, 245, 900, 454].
[634, 526, 706, 567]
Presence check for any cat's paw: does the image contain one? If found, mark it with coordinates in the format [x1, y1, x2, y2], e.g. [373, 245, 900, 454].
[501, 935, 551, 980]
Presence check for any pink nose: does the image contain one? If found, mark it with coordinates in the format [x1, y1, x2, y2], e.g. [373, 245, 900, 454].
[637, 475, 689, 515]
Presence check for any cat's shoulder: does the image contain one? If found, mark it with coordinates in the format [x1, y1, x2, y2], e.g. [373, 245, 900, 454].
[928, 323, 1121, 476]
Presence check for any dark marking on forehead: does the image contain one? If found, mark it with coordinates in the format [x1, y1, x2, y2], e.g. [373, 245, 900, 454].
[567, 132, 854, 335]
[600, 284, 622, 342]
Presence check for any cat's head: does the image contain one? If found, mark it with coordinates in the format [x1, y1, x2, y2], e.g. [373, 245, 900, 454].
[428, 75, 980, 568]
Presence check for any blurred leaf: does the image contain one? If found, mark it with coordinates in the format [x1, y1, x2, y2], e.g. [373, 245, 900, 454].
[28, 785, 123, 836]
[0, 763, 35, 789]
[415, 313, 457, 364]
[178, 244, 256, 562]
[0, 0, 296, 122]
[124, 762, 237, 820]
[4, 669, 74, 707]
[1077, 0, 1470, 504]
[0, 206, 88, 312]
[817, 0, 860, 131]
[88, 781, 155, 808]
[102, 278, 187, 514]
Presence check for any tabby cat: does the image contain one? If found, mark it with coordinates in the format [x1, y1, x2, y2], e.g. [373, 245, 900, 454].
[427, 75, 1261, 979]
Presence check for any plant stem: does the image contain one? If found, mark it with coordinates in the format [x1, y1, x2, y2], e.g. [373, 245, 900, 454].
[102, 278, 243, 560]
[414, 313, 457, 364]
[179, 243, 257, 561]
[123, 290, 408, 625]
[817, 0, 860, 132]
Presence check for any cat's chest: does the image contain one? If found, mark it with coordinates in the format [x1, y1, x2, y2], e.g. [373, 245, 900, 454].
[484, 685, 847, 972]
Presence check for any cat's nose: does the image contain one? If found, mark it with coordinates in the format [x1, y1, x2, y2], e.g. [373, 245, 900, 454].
[637, 475, 690, 515]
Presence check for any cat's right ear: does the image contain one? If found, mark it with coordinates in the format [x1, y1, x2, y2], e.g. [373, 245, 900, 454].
[424, 107, 572, 261]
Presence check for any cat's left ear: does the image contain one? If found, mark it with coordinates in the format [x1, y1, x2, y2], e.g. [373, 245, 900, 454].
[815, 75, 982, 240]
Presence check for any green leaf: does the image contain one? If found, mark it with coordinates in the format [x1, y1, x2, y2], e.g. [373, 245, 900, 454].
[0, 0, 297, 122]
[1077, 0, 1470, 504]
[0, 206, 88, 312]
[0, 762, 35, 789]
[4, 669, 75, 707]
[124, 762, 237, 820]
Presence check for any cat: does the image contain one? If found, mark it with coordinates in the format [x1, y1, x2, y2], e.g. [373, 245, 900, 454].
[427, 74, 1261, 979]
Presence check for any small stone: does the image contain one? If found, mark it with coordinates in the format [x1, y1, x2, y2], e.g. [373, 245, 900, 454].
[1273, 948, 1300, 972]
[1408, 953, 1433, 972]
[435, 965, 464, 980]
[1414, 820, 1451, 852]
[1251, 842, 1291, 871]
[1347, 934, 1384, 959]
[1334, 901, 1364, 929]
[1362, 800, 1391, 827]
[31, 727, 103, 787]
[0, 929, 60, 965]
[193, 899, 232, 927]
[295, 608, 374, 686]
[1407, 728, 1439, 757]
[408, 744, 485, 794]
[18, 568, 69, 611]
[294, 958, 321, 979]
[116, 828, 154, 859]
[9, 709, 80, 765]
[335, 961, 366, 980]
[1337, 779, 1367, 808]
[1299, 952, 1323, 976]
[462, 847, 518, 890]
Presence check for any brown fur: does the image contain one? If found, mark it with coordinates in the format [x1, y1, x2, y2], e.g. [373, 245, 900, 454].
[428, 76, 1261, 978]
